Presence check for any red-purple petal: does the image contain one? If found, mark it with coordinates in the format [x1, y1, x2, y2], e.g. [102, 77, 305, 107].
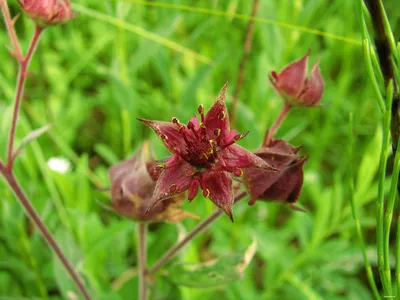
[260, 159, 305, 204]
[274, 50, 309, 99]
[148, 157, 194, 211]
[138, 119, 186, 154]
[202, 170, 234, 221]
[204, 82, 230, 139]
[220, 144, 276, 170]
[299, 61, 324, 106]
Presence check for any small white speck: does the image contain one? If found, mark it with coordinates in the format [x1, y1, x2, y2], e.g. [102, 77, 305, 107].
[47, 157, 71, 174]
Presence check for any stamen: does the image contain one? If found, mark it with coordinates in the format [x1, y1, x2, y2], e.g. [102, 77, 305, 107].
[218, 111, 226, 120]
[169, 184, 178, 193]
[233, 168, 243, 177]
[198, 104, 205, 123]
[187, 121, 199, 139]
[172, 117, 184, 131]
[155, 165, 164, 172]
[160, 134, 168, 141]
[203, 188, 210, 198]
[185, 168, 196, 176]
[214, 128, 221, 137]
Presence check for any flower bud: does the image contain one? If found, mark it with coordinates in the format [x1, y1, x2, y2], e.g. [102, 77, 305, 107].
[244, 139, 306, 211]
[108, 144, 198, 223]
[270, 50, 324, 107]
[18, 0, 75, 27]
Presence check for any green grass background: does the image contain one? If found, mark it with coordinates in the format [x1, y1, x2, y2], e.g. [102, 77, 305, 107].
[0, 0, 398, 299]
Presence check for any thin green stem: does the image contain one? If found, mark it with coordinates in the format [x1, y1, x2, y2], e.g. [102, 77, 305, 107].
[348, 113, 380, 300]
[384, 81, 398, 295]
[396, 216, 400, 298]
[377, 80, 393, 296]
[137, 223, 147, 300]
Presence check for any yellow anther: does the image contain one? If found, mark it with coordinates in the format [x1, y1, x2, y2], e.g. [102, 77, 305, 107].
[185, 169, 195, 176]
[200, 123, 206, 129]
[218, 111, 226, 120]
[215, 128, 221, 137]
[203, 189, 210, 198]
[198, 104, 204, 115]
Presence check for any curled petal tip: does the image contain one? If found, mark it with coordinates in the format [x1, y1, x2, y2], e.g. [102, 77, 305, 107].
[226, 209, 234, 222]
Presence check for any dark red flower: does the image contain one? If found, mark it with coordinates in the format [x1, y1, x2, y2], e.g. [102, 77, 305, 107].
[244, 139, 306, 211]
[138, 83, 275, 221]
[18, 0, 75, 27]
[270, 50, 324, 107]
[109, 144, 198, 223]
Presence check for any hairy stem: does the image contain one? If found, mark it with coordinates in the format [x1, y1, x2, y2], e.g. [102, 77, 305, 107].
[7, 25, 43, 169]
[148, 191, 247, 275]
[263, 102, 292, 146]
[1, 2, 92, 298]
[0, 164, 92, 300]
[229, 0, 260, 123]
[137, 223, 147, 300]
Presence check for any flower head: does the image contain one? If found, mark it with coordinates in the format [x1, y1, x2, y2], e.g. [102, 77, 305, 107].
[271, 50, 324, 107]
[139, 83, 275, 221]
[109, 144, 198, 223]
[18, 0, 75, 27]
[244, 139, 306, 211]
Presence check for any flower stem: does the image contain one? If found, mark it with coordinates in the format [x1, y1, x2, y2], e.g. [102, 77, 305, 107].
[7, 25, 43, 170]
[229, 0, 260, 124]
[137, 223, 148, 300]
[0, 163, 91, 300]
[1, 2, 91, 299]
[148, 191, 247, 275]
[263, 103, 291, 146]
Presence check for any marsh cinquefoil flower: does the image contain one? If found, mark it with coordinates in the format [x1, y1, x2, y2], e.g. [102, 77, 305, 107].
[270, 50, 324, 107]
[139, 83, 275, 221]
[109, 144, 198, 223]
[244, 139, 306, 211]
[18, 0, 74, 26]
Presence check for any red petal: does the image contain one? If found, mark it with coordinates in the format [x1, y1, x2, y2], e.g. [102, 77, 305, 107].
[204, 82, 230, 139]
[274, 50, 309, 99]
[220, 144, 276, 170]
[147, 157, 194, 211]
[202, 170, 234, 221]
[299, 61, 324, 106]
[188, 179, 200, 201]
[138, 119, 186, 154]
[260, 159, 305, 203]
[244, 139, 304, 204]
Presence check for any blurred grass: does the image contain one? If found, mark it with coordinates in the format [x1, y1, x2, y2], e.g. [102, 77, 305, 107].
[0, 0, 399, 299]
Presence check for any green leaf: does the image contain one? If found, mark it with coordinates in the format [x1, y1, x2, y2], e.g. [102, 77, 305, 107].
[14, 124, 52, 158]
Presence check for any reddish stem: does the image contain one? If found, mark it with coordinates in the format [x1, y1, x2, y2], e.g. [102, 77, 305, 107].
[7, 25, 43, 170]
[230, 0, 260, 124]
[1, 2, 92, 298]
[263, 103, 292, 146]
[0, 163, 91, 300]
[147, 191, 247, 275]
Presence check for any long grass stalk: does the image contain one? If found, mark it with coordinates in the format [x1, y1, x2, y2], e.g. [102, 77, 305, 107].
[348, 113, 380, 300]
